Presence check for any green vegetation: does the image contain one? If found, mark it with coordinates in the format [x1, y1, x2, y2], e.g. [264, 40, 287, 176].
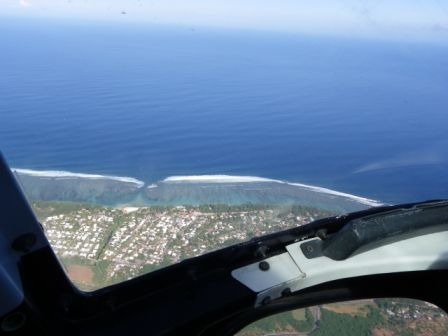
[293, 308, 316, 332]
[196, 203, 336, 216]
[238, 299, 448, 336]
[311, 306, 384, 336]
[91, 260, 112, 286]
[237, 308, 315, 335]
[31, 201, 103, 222]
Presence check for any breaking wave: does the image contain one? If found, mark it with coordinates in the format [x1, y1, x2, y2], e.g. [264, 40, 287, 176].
[163, 175, 282, 183]
[161, 174, 383, 207]
[13, 168, 145, 188]
[12, 169, 382, 209]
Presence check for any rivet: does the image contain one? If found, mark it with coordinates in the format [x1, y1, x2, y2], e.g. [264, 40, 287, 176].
[261, 296, 271, 305]
[259, 261, 270, 271]
[305, 245, 314, 253]
[281, 287, 291, 297]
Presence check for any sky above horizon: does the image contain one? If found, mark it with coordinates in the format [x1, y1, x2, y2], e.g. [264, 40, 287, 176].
[2, 0, 448, 42]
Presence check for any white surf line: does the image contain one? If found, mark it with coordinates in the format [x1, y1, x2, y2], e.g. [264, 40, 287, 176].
[12, 168, 145, 188]
[163, 175, 283, 184]
[162, 175, 383, 207]
[286, 182, 383, 207]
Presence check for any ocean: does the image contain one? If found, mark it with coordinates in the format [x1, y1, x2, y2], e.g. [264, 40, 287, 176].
[1, 19, 448, 206]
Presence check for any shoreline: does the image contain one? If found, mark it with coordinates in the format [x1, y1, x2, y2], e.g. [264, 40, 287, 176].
[13, 168, 383, 208]
[162, 175, 383, 207]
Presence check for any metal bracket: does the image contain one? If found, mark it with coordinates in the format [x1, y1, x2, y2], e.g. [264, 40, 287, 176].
[255, 277, 305, 307]
[231, 252, 305, 307]
[300, 239, 323, 259]
[232, 230, 448, 308]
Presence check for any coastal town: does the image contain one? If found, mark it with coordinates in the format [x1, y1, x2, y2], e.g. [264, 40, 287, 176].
[32, 201, 448, 335]
[33, 202, 334, 289]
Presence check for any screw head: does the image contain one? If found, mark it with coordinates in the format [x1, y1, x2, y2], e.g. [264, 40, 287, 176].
[281, 287, 291, 297]
[255, 244, 269, 258]
[258, 261, 270, 271]
[316, 229, 328, 240]
[261, 296, 271, 305]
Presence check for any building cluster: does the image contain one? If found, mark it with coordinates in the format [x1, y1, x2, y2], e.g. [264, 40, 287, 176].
[42, 205, 326, 285]
[383, 301, 447, 321]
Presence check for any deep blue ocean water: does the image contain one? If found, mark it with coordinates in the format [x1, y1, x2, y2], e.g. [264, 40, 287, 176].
[1, 19, 447, 204]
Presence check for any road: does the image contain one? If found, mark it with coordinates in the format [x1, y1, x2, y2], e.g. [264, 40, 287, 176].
[262, 306, 322, 336]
